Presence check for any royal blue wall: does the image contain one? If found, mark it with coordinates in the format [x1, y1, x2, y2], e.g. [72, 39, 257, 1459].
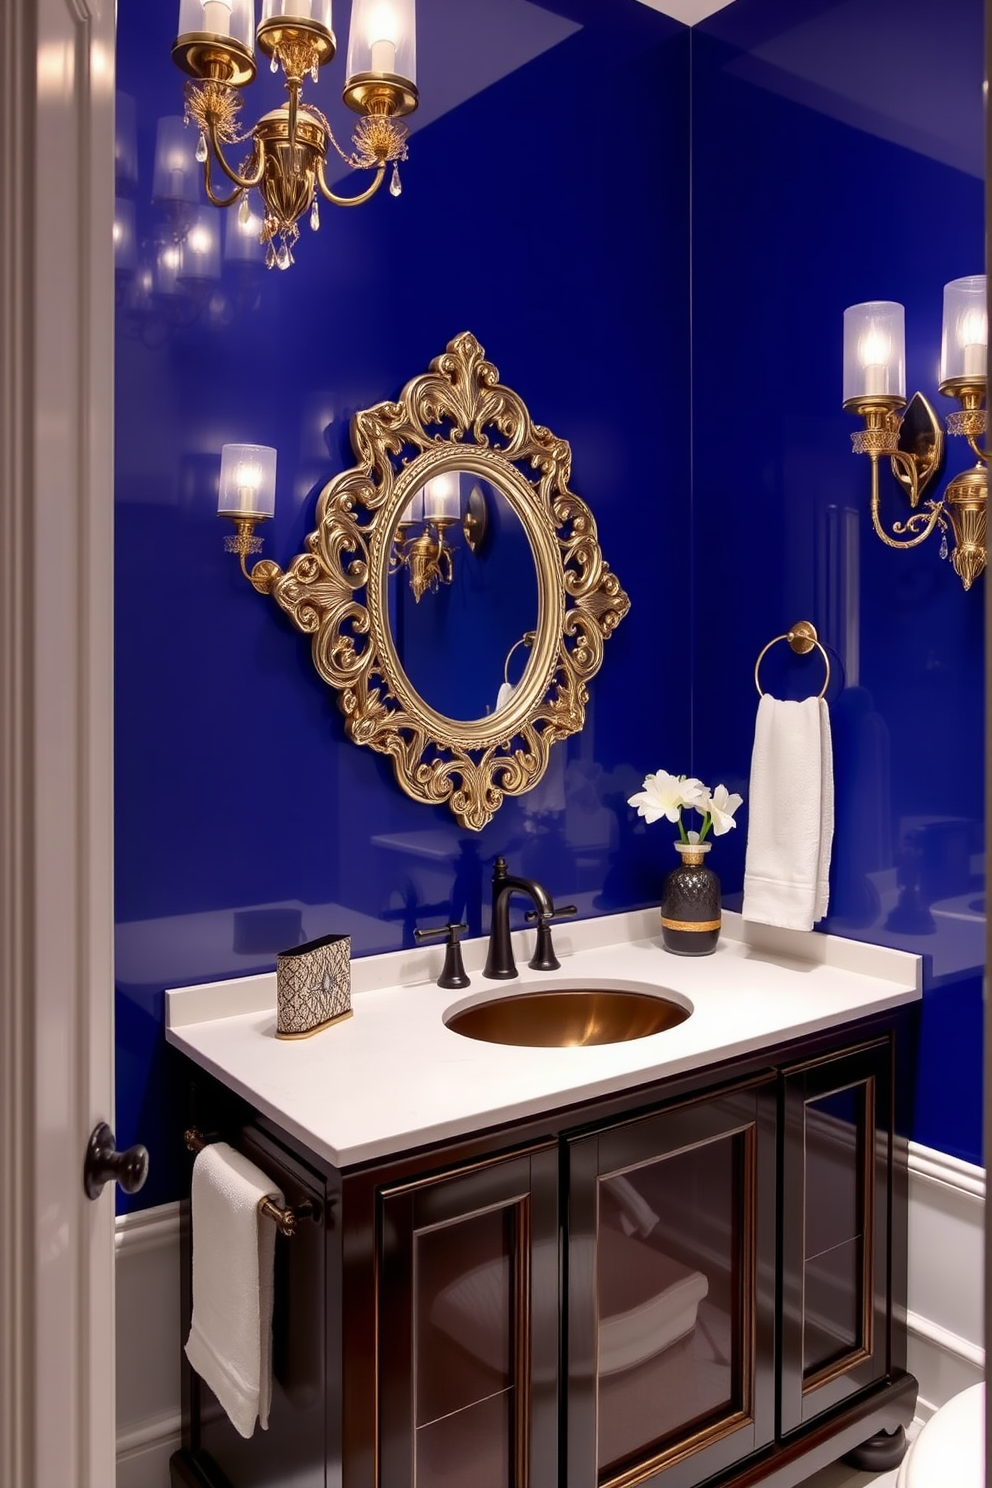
[114, 0, 692, 1209]
[114, 0, 984, 1213]
[690, 0, 985, 1165]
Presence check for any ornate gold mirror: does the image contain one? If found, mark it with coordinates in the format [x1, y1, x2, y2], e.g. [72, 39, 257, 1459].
[239, 331, 629, 830]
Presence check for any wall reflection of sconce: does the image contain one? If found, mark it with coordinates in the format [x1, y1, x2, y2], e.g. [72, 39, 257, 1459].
[152, 114, 201, 242]
[843, 276, 988, 591]
[391, 474, 467, 602]
[217, 443, 278, 569]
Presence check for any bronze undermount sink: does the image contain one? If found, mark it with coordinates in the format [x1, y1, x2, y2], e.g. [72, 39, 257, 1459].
[444, 986, 691, 1048]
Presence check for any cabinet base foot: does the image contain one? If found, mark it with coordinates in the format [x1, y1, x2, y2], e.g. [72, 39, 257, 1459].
[842, 1425, 908, 1472]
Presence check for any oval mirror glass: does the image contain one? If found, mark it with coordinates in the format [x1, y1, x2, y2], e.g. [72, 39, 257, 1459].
[386, 473, 539, 724]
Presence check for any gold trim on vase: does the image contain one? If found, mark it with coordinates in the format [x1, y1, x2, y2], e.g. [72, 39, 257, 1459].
[660, 916, 722, 933]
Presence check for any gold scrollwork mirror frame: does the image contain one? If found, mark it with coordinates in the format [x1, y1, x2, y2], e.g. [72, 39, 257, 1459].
[242, 331, 630, 830]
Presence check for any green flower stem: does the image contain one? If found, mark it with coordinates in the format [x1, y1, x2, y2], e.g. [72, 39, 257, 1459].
[698, 814, 713, 842]
[677, 815, 688, 842]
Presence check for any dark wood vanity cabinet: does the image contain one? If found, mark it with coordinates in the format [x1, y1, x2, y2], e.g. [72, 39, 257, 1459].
[565, 1078, 778, 1488]
[171, 1018, 917, 1488]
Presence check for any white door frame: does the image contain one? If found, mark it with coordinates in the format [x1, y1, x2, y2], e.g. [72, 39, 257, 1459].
[0, 1, 117, 1485]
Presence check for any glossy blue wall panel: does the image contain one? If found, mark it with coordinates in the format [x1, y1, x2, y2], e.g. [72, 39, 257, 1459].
[114, 0, 692, 1209]
[690, 1, 985, 1164]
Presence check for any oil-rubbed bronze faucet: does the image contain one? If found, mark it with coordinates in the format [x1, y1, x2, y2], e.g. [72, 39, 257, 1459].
[482, 856, 576, 980]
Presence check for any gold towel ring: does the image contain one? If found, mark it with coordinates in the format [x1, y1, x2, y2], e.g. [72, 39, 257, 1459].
[754, 620, 831, 700]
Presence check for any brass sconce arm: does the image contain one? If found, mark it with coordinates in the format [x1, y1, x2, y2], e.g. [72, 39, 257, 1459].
[866, 451, 946, 549]
[316, 155, 387, 208]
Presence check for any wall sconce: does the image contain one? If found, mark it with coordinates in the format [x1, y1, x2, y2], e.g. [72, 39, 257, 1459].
[390, 473, 486, 602]
[217, 443, 278, 568]
[172, 0, 418, 270]
[843, 276, 988, 591]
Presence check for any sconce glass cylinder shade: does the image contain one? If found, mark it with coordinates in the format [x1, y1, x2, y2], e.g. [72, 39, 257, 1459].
[940, 275, 987, 385]
[113, 198, 138, 276]
[115, 92, 138, 192]
[400, 489, 423, 524]
[153, 116, 201, 204]
[424, 472, 460, 521]
[177, 0, 254, 47]
[218, 444, 278, 518]
[179, 207, 222, 281]
[346, 0, 416, 83]
[260, 0, 332, 28]
[225, 199, 265, 261]
[843, 301, 905, 406]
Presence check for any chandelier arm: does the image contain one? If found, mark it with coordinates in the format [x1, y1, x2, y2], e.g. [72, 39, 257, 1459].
[869, 453, 945, 549]
[316, 156, 387, 207]
[202, 158, 245, 209]
[205, 118, 266, 191]
[965, 433, 990, 464]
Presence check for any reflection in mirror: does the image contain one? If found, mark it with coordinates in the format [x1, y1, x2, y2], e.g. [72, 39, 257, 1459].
[388, 476, 538, 723]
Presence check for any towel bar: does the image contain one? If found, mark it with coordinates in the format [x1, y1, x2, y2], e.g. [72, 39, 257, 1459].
[184, 1128, 319, 1238]
[754, 620, 831, 700]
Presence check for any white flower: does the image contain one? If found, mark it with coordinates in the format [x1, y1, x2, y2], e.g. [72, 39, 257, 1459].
[627, 770, 705, 825]
[703, 783, 744, 836]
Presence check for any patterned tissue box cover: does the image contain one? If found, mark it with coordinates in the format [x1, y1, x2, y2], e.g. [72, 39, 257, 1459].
[275, 932, 352, 1039]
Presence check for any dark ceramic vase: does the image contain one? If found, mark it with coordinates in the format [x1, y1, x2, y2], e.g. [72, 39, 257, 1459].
[660, 841, 721, 956]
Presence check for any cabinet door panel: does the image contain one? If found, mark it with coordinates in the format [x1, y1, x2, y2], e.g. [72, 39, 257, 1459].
[780, 1041, 891, 1433]
[378, 1144, 558, 1488]
[567, 1080, 777, 1488]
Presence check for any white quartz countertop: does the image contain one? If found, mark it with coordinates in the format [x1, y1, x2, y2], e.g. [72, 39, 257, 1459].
[165, 908, 921, 1171]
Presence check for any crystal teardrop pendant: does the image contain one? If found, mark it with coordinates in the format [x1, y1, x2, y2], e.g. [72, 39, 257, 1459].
[310, 197, 320, 231]
[311, 63, 319, 82]
[270, 51, 279, 72]
[389, 162, 402, 198]
[940, 529, 949, 560]
[238, 194, 251, 225]
[276, 243, 292, 270]
[265, 242, 277, 269]
[195, 132, 208, 164]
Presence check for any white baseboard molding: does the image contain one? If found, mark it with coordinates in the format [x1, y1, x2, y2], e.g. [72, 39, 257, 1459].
[116, 1202, 182, 1488]
[116, 1145, 985, 1486]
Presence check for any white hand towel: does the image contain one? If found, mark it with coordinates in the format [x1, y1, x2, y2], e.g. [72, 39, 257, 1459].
[741, 694, 834, 932]
[184, 1142, 283, 1439]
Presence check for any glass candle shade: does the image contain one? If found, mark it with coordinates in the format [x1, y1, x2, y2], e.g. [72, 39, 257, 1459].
[423, 472, 460, 521]
[940, 275, 987, 384]
[179, 208, 222, 281]
[842, 301, 905, 405]
[115, 92, 138, 192]
[177, 0, 254, 48]
[400, 489, 424, 525]
[154, 242, 184, 298]
[260, 0, 332, 29]
[225, 199, 265, 261]
[346, 0, 416, 81]
[153, 116, 200, 204]
[218, 444, 278, 518]
[113, 198, 138, 276]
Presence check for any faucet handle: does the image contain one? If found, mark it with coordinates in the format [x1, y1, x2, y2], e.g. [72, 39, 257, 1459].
[523, 904, 577, 972]
[414, 921, 471, 990]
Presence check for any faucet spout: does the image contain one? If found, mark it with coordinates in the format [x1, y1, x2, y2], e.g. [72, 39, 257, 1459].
[482, 855, 555, 980]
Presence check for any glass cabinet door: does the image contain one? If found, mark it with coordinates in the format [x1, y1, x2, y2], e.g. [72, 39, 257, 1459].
[780, 1039, 892, 1433]
[377, 1142, 559, 1488]
[566, 1079, 777, 1488]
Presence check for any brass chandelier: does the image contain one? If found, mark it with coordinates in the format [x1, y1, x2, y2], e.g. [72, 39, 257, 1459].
[172, 0, 418, 269]
[842, 275, 988, 591]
